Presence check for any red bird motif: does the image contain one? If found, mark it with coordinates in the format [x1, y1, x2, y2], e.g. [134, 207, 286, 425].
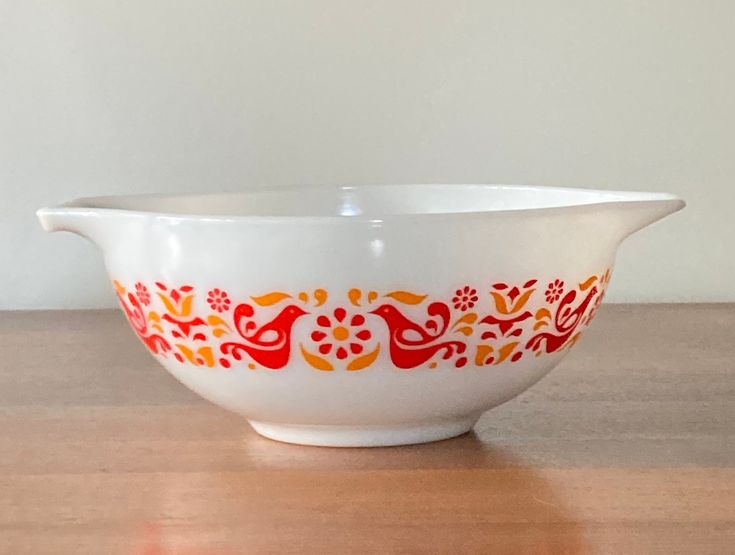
[370, 302, 466, 369]
[221, 303, 308, 369]
[526, 286, 598, 353]
[116, 290, 171, 355]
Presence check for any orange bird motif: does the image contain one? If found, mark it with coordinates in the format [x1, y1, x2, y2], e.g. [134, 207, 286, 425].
[370, 302, 466, 369]
[221, 303, 308, 369]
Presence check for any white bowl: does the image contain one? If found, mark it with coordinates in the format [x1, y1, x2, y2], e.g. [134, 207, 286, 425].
[38, 184, 684, 446]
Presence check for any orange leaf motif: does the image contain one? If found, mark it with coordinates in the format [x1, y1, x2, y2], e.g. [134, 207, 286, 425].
[300, 344, 334, 371]
[452, 312, 478, 329]
[179, 295, 194, 316]
[314, 289, 328, 307]
[250, 292, 292, 306]
[510, 289, 535, 312]
[385, 291, 427, 305]
[176, 344, 215, 367]
[346, 344, 380, 371]
[207, 314, 227, 327]
[157, 293, 179, 316]
[197, 346, 215, 367]
[495, 342, 519, 364]
[475, 345, 493, 366]
[579, 276, 598, 291]
[490, 292, 510, 314]
[176, 344, 196, 364]
[535, 308, 551, 320]
[348, 288, 362, 306]
[113, 280, 126, 295]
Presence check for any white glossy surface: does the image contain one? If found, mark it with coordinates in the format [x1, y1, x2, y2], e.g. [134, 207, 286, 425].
[61, 184, 679, 217]
[38, 185, 684, 446]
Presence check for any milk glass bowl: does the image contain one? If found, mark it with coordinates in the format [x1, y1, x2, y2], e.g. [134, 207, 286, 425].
[38, 184, 684, 446]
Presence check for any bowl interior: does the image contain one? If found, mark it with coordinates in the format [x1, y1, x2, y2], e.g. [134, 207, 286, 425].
[69, 184, 675, 218]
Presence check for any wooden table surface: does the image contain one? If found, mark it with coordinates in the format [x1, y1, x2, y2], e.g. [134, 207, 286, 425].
[1, 305, 734, 554]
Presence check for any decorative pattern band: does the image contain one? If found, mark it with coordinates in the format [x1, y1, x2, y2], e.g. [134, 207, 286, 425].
[114, 270, 609, 372]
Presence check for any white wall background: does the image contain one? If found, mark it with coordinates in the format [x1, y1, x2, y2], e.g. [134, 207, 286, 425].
[1, 0, 732, 309]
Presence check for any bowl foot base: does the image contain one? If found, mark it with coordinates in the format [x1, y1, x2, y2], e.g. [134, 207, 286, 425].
[248, 416, 480, 447]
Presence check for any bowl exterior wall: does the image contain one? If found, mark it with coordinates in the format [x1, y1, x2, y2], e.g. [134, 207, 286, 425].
[105, 211, 617, 425]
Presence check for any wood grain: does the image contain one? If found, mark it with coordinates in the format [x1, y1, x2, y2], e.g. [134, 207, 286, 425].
[1, 305, 734, 554]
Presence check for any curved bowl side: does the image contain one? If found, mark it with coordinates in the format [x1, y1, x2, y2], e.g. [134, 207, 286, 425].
[107, 213, 614, 429]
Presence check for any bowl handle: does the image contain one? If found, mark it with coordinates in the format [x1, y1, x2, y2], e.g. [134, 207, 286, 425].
[607, 196, 685, 243]
[37, 204, 113, 249]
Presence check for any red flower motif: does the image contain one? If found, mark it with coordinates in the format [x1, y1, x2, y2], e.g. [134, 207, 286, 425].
[545, 279, 564, 303]
[311, 307, 372, 360]
[452, 286, 478, 311]
[135, 282, 151, 306]
[207, 288, 231, 312]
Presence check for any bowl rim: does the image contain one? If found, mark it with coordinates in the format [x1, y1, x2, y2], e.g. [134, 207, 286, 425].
[38, 183, 685, 225]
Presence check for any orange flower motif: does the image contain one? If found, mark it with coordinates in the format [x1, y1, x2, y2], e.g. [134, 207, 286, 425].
[311, 307, 371, 360]
[452, 286, 478, 311]
[207, 288, 231, 312]
[545, 279, 564, 303]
